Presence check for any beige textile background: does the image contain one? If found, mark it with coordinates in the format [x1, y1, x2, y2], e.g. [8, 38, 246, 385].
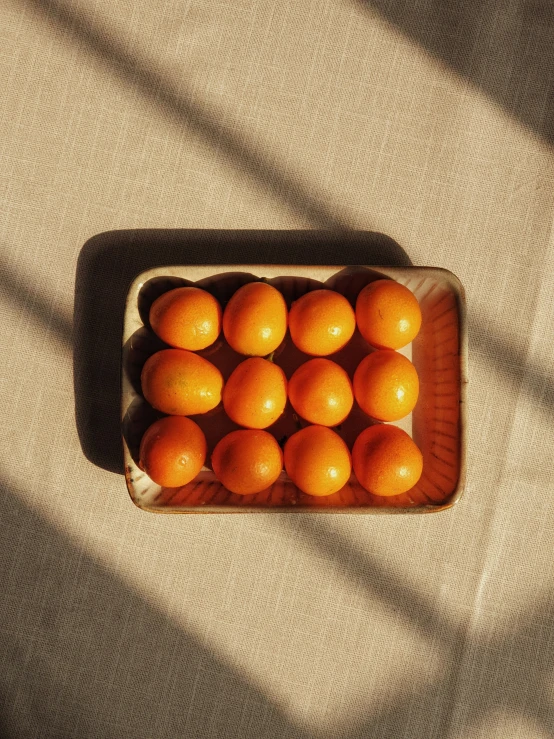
[1, 0, 554, 737]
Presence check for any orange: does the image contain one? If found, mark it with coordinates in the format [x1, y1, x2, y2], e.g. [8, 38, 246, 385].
[139, 415, 207, 487]
[149, 286, 222, 350]
[141, 348, 223, 415]
[223, 281, 287, 356]
[289, 289, 355, 356]
[353, 350, 419, 421]
[356, 279, 421, 349]
[284, 425, 351, 496]
[212, 429, 283, 495]
[288, 358, 353, 427]
[352, 424, 423, 496]
[222, 357, 287, 429]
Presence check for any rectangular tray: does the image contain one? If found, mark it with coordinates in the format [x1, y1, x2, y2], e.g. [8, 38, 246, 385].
[122, 265, 467, 513]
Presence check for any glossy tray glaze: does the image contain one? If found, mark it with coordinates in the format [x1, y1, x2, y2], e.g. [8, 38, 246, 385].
[122, 265, 467, 513]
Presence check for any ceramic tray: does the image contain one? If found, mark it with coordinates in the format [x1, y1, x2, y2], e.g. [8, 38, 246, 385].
[122, 265, 467, 513]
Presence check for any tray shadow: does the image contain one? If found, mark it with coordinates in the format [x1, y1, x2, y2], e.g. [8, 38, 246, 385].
[73, 229, 412, 474]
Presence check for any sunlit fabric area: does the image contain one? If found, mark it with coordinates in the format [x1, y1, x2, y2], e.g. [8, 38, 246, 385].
[1, 1, 554, 737]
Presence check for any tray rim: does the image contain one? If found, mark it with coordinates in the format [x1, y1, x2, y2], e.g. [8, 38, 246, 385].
[122, 264, 468, 514]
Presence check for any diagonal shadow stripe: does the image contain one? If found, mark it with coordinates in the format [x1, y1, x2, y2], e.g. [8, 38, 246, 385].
[29, 0, 356, 230]
[359, 0, 554, 146]
[469, 314, 554, 415]
[279, 516, 464, 645]
[279, 516, 554, 739]
[339, 592, 554, 739]
[0, 472, 315, 739]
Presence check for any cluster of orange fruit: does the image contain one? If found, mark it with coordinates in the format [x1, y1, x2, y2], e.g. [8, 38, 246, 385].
[138, 279, 423, 498]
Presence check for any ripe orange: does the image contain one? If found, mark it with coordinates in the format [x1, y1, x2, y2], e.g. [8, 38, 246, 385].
[222, 357, 287, 429]
[356, 279, 421, 350]
[223, 281, 287, 356]
[353, 350, 419, 421]
[289, 289, 356, 356]
[284, 425, 351, 496]
[352, 424, 423, 496]
[141, 349, 223, 415]
[212, 429, 283, 495]
[139, 415, 207, 487]
[288, 358, 353, 427]
[149, 286, 222, 350]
